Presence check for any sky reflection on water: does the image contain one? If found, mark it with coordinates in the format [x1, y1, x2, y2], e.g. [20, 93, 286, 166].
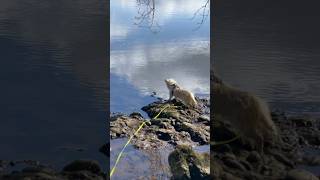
[110, 0, 210, 114]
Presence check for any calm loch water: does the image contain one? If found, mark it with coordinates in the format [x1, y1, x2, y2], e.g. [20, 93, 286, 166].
[0, 0, 107, 169]
[214, 0, 320, 116]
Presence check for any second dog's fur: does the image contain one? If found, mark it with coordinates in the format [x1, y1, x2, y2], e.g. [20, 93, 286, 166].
[213, 75, 280, 153]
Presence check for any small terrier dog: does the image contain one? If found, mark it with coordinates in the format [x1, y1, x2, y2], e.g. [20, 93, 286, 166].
[164, 79, 198, 108]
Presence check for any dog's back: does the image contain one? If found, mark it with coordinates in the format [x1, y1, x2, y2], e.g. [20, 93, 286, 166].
[173, 87, 198, 108]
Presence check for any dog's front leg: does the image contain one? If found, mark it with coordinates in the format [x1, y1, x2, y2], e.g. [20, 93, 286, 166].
[168, 90, 174, 102]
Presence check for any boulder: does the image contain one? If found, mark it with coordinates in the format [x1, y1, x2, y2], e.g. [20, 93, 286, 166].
[62, 160, 102, 174]
[168, 145, 210, 180]
[286, 169, 318, 180]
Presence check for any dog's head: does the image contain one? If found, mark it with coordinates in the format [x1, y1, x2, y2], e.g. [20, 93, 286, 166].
[164, 78, 178, 89]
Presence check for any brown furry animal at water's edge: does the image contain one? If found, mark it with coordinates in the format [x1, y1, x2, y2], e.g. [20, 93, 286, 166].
[212, 78, 280, 153]
[165, 79, 198, 108]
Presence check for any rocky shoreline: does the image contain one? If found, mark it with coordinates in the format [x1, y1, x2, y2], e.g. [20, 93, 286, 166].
[0, 160, 106, 180]
[109, 97, 320, 179]
[211, 111, 320, 180]
[110, 98, 210, 149]
[1, 97, 320, 179]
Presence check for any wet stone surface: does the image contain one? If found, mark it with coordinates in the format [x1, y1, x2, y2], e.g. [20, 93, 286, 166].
[110, 98, 210, 150]
[0, 160, 106, 180]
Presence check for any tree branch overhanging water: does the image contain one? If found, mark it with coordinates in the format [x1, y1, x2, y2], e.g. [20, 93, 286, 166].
[133, 0, 210, 33]
[134, 0, 161, 33]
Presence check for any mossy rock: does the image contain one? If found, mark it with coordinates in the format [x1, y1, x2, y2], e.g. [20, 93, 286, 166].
[168, 145, 210, 180]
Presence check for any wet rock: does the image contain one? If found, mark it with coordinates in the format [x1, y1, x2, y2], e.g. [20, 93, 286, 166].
[286, 169, 318, 180]
[243, 171, 264, 180]
[150, 118, 173, 129]
[239, 160, 253, 171]
[0, 160, 8, 169]
[198, 115, 210, 124]
[221, 153, 236, 160]
[266, 157, 287, 175]
[0, 164, 62, 180]
[260, 165, 272, 176]
[9, 161, 15, 167]
[168, 145, 210, 180]
[305, 156, 320, 166]
[22, 166, 56, 175]
[222, 158, 246, 171]
[210, 110, 320, 179]
[221, 172, 243, 180]
[9, 172, 60, 180]
[63, 171, 105, 180]
[271, 151, 295, 168]
[156, 129, 172, 141]
[213, 144, 232, 153]
[0, 159, 107, 180]
[211, 118, 237, 143]
[99, 143, 110, 157]
[110, 98, 210, 149]
[110, 115, 144, 139]
[110, 113, 125, 122]
[179, 122, 208, 144]
[246, 151, 262, 164]
[290, 117, 314, 127]
[109, 97, 320, 179]
[210, 161, 222, 179]
[129, 112, 144, 118]
[63, 160, 102, 174]
[296, 128, 320, 146]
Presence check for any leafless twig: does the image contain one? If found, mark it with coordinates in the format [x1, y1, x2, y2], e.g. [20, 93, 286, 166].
[191, 0, 210, 31]
[134, 0, 161, 33]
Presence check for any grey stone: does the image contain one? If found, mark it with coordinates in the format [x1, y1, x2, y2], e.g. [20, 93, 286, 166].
[286, 169, 318, 180]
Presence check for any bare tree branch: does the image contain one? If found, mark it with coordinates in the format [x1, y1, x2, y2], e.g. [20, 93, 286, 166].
[133, 0, 209, 33]
[191, 0, 210, 31]
[134, 0, 161, 33]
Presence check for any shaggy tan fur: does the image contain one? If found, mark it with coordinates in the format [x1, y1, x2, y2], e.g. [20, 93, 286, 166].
[213, 78, 279, 153]
[165, 79, 198, 108]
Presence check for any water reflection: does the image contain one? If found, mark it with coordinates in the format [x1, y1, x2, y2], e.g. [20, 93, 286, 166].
[0, 0, 107, 169]
[111, 0, 210, 114]
[111, 0, 209, 38]
[110, 138, 172, 179]
[111, 41, 210, 98]
[214, 0, 320, 116]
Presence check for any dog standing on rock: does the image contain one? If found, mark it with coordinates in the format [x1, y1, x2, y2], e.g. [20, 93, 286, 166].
[165, 79, 198, 108]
